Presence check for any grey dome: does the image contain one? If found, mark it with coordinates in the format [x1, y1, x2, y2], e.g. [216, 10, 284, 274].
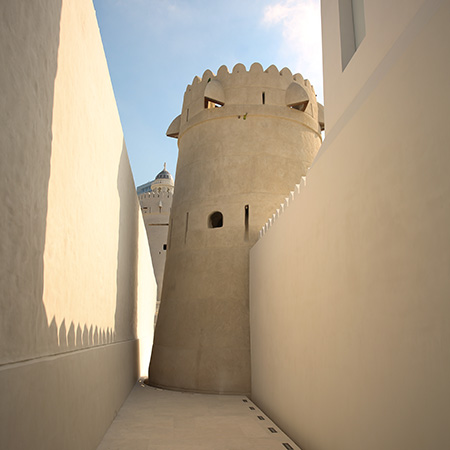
[151, 163, 174, 188]
[155, 168, 173, 183]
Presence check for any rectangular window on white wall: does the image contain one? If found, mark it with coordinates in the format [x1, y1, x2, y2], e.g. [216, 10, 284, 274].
[339, 0, 366, 70]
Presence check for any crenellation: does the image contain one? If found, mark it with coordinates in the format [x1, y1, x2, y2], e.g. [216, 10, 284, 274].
[184, 64, 319, 94]
[280, 67, 293, 77]
[202, 69, 214, 80]
[217, 64, 229, 76]
[293, 73, 305, 84]
[173, 63, 322, 137]
[257, 174, 310, 241]
[264, 64, 279, 75]
[232, 62, 246, 73]
[249, 62, 264, 73]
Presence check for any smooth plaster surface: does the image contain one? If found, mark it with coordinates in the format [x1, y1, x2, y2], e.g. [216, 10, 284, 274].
[250, 1, 450, 449]
[149, 64, 322, 394]
[0, 0, 156, 448]
[322, 0, 426, 132]
[0, 340, 139, 450]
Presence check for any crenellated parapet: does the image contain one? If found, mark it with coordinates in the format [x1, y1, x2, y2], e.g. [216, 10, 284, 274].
[259, 176, 307, 239]
[167, 63, 325, 139]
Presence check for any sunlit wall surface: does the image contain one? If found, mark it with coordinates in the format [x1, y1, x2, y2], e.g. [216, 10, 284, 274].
[250, 0, 450, 449]
[0, 1, 156, 449]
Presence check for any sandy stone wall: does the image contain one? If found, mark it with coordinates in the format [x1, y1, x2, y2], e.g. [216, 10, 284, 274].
[0, 0, 156, 449]
[150, 63, 322, 394]
[250, 1, 450, 449]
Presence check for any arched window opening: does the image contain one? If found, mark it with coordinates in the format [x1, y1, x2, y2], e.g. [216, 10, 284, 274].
[208, 211, 223, 228]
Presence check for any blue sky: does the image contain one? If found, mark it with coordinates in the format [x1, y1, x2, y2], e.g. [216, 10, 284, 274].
[93, 0, 323, 187]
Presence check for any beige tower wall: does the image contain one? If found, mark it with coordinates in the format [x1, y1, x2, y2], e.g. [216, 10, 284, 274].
[150, 64, 322, 394]
[250, 0, 450, 449]
[0, 1, 156, 449]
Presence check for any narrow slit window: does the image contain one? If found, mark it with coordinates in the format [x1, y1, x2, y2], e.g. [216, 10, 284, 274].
[244, 204, 249, 241]
[186, 108, 189, 121]
[208, 211, 223, 228]
[262, 92, 265, 104]
[184, 212, 189, 243]
[339, 0, 366, 70]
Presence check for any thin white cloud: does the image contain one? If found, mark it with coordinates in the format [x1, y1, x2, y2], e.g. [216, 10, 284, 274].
[262, 0, 323, 102]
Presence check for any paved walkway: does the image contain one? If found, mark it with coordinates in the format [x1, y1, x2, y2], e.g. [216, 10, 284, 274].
[97, 379, 301, 450]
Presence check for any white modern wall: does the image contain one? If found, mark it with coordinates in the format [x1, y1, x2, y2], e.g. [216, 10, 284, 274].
[0, 1, 156, 449]
[250, 0, 450, 449]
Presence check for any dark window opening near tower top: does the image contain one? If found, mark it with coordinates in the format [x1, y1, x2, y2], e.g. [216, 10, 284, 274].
[163, 244, 167, 250]
[209, 211, 223, 228]
[262, 92, 265, 104]
[289, 101, 308, 112]
[339, 0, 366, 70]
[204, 97, 224, 109]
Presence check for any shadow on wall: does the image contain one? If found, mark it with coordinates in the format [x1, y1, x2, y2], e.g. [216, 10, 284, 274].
[0, 0, 63, 366]
[39, 143, 140, 359]
[0, 2, 139, 366]
[114, 140, 139, 342]
[0, 3, 144, 449]
[28, 144, 140, 363]
[48, 317, 116, 349]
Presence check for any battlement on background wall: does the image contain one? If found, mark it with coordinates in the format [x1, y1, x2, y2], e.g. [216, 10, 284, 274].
[259, 176, 307, 240]
[139, 191, 173, 200]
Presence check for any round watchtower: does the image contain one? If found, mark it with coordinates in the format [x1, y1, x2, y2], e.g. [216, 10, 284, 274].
[148, 63, 324, 394]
